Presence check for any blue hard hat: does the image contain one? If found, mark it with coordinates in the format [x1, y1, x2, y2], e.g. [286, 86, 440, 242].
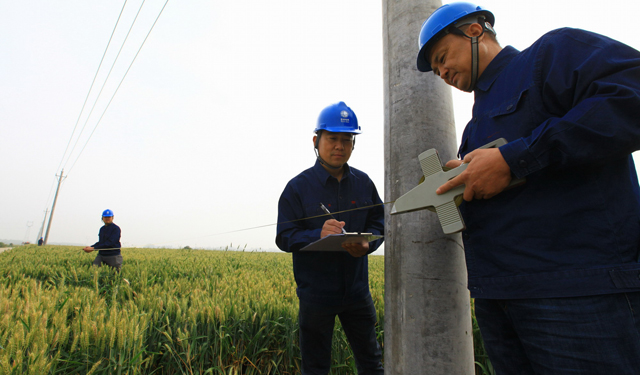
[314, 102, 361, 134]
[102, 209, 114, 217]
[417, 2, 494, 72]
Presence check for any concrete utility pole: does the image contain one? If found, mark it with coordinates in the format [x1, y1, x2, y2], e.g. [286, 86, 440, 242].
[382, 0, 474, 374]
[44, 170, 66, 245]
[37, 208, 49, 243]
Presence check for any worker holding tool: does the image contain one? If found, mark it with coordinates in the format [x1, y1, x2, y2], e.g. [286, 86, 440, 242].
[83, 209, 122, 271]
[276, 101, 384, 374]
[415, 2, 640, 373]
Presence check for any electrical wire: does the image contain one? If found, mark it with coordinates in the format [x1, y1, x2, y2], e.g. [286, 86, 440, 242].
[62, 0, 148, 171]
[40, 0, 170, 244]
[54, 0, 129, 175]
[151, 201, 396, 246]
[40, 175, 60, 218]
[66, 0, 170, 176]
[43, 1, 129, 216]
[52, 202, 395, 250]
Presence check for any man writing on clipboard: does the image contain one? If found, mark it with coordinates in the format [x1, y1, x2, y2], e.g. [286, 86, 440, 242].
[276, 101, 384, 375]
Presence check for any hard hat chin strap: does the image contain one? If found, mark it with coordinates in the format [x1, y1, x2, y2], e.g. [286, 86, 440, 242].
[468, 35, 480, 92]
[313, 130, 355, 170]
[448, 17, 494, 92]
[449, 27, 483, 92]
[314, 131, 342, 170]
[315, 149, 342, 170]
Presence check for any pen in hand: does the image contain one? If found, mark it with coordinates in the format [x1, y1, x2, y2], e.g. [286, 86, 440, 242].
[320, 203, 347, 234]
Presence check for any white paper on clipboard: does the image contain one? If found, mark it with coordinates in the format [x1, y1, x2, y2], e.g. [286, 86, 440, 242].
[300, 233, 383, 252]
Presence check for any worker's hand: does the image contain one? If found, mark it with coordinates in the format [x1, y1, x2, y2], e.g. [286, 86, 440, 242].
[437, 148, 512, 201]
[83, 246, 94, 253]
[342, 241, 369, 258]
[321, 219, 345, 238]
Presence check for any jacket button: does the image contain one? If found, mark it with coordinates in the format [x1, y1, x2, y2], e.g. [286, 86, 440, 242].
[519, 160, 527, 168]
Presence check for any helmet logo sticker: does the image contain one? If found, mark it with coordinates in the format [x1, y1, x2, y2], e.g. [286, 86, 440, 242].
[340, 110, 350, 123]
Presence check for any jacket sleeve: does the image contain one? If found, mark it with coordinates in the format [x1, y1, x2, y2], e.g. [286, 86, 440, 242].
[275, 183, 321, 252]
[91, 228, 102, 248]
[500, 29, 640, 178]
[364, 181, 385, 254]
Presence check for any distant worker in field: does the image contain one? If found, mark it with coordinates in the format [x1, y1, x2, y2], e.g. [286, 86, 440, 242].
[38, 237, 43, 246]
[83, 209, 122, 271]
[416, 2, 640, 373]
[276, 101, 385, 374]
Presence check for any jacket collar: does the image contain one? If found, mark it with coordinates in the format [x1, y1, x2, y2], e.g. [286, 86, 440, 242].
[313, 159, 351, 186]
[475, 45, 519, 94]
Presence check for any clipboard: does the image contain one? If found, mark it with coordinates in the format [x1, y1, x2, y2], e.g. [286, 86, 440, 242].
[300, 233, 384, 252]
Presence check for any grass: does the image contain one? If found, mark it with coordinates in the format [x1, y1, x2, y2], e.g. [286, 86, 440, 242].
[0, 245, 491, 374]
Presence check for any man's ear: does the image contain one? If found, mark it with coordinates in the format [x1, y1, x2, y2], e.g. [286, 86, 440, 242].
[467, 22, 484, 37]
[313, 135, 318, 149]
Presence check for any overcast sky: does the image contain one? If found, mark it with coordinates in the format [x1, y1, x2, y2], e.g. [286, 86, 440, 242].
[2, 0, 639, 251]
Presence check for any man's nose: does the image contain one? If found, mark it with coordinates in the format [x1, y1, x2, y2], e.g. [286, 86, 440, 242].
[440, 66, 449, 80]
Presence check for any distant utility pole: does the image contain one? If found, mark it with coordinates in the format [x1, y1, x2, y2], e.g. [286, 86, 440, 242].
[383, 0, 474, 374]
[44, 170, 66, 245]
[36, 208, 49, 243]
[23, 221, 33, 244]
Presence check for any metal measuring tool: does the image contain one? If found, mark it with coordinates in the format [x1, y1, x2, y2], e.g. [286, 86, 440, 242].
[390, 138, 525, 234]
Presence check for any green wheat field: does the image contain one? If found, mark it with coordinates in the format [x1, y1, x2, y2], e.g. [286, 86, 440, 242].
[0, 245, 492, 375]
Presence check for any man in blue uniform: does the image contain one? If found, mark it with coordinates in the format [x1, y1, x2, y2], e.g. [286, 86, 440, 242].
[416, 2, 640, 374]
[83, 209, 122, 271]
[276, 102, 384, 375]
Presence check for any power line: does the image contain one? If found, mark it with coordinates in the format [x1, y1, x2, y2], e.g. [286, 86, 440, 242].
[43, 0, 128, 214]
[66, 0, 171, 176]
[62, 0, 147, 171]
[55, 0, 129, 175]
[40, 175, 59, 217]
[152, 201, 395, 246]
[41, 0, 170, 242]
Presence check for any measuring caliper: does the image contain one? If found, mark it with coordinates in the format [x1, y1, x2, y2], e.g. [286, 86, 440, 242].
[390, 138, 525, 234]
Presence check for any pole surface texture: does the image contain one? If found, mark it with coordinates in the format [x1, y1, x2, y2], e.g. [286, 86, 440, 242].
[383, 0, 474, 373]
[44, 170, 64, 245]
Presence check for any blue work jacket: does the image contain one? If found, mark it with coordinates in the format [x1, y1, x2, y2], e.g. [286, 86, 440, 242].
[460, 28, 640, 299]
[276, 160, 384, 306]
[92, 223, 121, 256]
